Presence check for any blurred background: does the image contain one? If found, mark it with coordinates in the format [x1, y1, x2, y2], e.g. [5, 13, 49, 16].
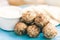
[45, 0, 60, 6]
[0, 0, 60, 7]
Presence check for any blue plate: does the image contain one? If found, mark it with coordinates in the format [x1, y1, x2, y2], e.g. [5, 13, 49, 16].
[0, 24, 60, 40]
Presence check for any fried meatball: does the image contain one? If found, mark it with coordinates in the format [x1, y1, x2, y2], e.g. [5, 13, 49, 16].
[27, 25, 40, 37]
[42, 23, 57, 38]
[34, 14, 49, 28]
[20, 11, 37, 24]
[14, 22, 27, 35]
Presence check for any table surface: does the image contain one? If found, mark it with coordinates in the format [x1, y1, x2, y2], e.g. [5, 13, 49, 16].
[0, 24, 60, 40]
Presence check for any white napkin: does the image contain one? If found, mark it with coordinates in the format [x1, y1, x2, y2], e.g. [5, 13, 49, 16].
[27, 5, 60, 26]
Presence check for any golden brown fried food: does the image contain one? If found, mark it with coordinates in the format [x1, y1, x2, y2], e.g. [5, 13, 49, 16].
[34, 14, 49, 28]
[20, 11, 37, 24]
[14, 22, 27, 35]
[8, 0, 25, 6]
[42, 23, 57, 38]
[27, 25, 40, 37]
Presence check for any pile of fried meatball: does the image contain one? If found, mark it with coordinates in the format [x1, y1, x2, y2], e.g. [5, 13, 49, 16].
[14, 10, 57, 38]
